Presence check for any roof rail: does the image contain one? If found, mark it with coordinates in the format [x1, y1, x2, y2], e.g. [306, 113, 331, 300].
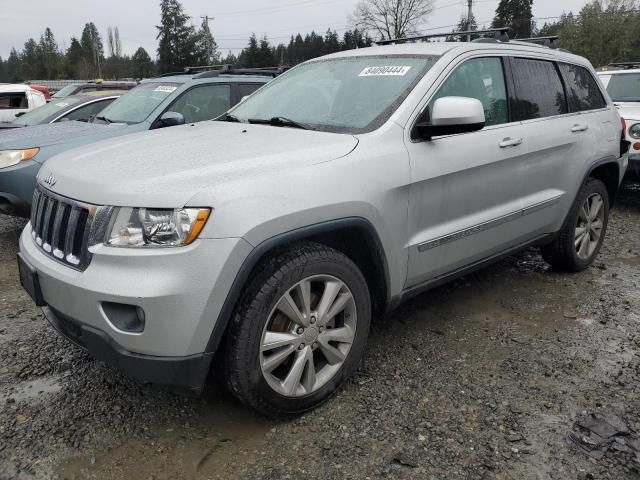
[153, 65, 289, 79]
[195, 66, 289, 79]
[376, 27, 510, 45]
[606, 62, 640, 70]
[517, 36, 560, 49]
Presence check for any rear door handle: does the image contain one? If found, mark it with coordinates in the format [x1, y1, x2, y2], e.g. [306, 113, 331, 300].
[571, 124, 589, 133]
[499, 137, 523, 148]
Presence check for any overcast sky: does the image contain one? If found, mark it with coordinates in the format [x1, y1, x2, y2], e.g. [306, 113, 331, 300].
[0, 0, 590, 59]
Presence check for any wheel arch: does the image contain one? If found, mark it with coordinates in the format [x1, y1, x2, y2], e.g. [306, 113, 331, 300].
[205, 217, 391, 355]
[585, 157, 621, 206]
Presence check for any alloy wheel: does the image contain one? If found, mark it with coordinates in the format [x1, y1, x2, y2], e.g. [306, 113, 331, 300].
[575, 192, 605, 260]
[259, 275, 357, 397]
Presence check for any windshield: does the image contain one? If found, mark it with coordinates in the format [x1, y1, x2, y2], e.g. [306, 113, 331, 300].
[227, 55, 438, 134]
[93, 82, 179, 124]
[14, 99, 73, 126]
[52, 85, 80, 99]
[602, 73, 640, 102]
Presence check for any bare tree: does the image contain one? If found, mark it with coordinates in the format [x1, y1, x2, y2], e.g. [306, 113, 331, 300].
[107, 26, 115, 57]
[114, 26, 122, 57]
[351, 0, 435, 40]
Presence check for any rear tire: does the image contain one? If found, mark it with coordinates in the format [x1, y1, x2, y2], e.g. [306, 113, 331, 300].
[541, 178, 609, 272]
[221, 241, 371, 417]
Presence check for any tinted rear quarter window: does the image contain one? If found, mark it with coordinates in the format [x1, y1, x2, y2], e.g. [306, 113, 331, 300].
[0, 92, 27, 109]
[510, 58, 567, 121]
[237, 83, 263, 99]
[558, 63, 606, 112]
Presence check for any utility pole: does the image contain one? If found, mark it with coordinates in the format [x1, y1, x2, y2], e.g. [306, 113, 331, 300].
[466, 0, 473, 42]
[200, 15, 215, 65]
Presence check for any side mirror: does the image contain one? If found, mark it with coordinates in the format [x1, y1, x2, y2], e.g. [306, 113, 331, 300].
[15, 112, 25, 118]
[240, 95, 250, 103]
[412, 96, 486, 141]
[158, 111, 185, 128]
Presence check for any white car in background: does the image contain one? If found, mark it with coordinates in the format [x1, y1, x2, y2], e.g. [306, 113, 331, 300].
[0, 84, 47, 123]
[599, 64, 640, 175]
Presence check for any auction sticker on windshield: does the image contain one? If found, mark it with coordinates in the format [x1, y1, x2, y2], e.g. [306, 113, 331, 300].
[359, 66, 412, 77]
[153, 85, 178, 93]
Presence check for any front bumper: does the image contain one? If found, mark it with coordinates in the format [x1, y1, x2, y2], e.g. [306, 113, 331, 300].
[44, 305, 213, 391]
[0, 160, 40, 216]
[19, 224, 253, 387]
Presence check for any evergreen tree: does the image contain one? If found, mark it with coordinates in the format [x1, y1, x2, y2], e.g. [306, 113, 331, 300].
[21, 38, 42, 79]
[195, 17, 219, 65]
[156, 0, 198, 73]
[324, 29, 340, 54]
[132, 47, 153, 78]
[65, 37, 85, 78]
[223, 51, 238, 65]
[491, 0, 534, 38]
[447, 13, 479, 41]
[80, 22, 104, 77]
[238, 34, 260, 67]
[257, 36, 275, 67]
[39, 28, 62, 78]
[7, 49, 21, 82]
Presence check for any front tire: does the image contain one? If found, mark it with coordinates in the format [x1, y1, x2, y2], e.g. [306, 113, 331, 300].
[541, 178, 609, 272]
[221, 242, 371, 417]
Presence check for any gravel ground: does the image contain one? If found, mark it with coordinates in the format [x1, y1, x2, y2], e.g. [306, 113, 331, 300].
[1, 183, 639, 480]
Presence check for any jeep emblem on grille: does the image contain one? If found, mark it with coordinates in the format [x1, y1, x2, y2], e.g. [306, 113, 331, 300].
[43, 174, 56, 187]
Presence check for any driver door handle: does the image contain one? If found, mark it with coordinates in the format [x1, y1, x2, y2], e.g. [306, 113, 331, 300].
[499, 137, 523, 148]
[571, 123, 589, 133]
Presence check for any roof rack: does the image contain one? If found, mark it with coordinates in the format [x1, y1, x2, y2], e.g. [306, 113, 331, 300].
[376, 27, 510, 45]
[606, 62, 640, 70]
[195, 66, 288, 79]
[517, 36, 560, 49]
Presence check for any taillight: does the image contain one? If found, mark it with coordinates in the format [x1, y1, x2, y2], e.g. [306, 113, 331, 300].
[620, 116, 631, 156]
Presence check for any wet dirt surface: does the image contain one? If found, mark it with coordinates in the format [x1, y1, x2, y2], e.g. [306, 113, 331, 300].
[1, 183, 639, 480]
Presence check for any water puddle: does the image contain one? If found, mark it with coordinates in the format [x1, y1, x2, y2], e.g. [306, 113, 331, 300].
[4, 375, 64, 402]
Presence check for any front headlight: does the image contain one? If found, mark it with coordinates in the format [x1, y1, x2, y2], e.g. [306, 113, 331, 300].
[630, 123, 640, 139]
[0, 148, 39, 169]
[106, 207, 211, 247]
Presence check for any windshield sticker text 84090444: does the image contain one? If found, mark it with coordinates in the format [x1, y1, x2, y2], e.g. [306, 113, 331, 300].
[359, 66, 412, 77]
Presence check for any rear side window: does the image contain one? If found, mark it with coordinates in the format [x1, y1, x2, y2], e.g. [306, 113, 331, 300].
[60, 99, 116, 122]
[0, 92, 27, 109]
[170, 84, 231, 123]
[559, 64, 606, 112]
[237, 83, 263, 100]
[510, 58, 567, 120]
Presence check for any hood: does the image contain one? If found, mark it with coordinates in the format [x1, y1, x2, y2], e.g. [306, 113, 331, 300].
[614, 102, 640, 121]
[39, 121, 359, 208]
[0, 120, 129, 152]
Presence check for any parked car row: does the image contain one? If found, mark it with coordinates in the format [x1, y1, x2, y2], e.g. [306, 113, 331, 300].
[0, 68, 275, 216]
[0, 91, 125, 130]
[8, 36, 632, 416]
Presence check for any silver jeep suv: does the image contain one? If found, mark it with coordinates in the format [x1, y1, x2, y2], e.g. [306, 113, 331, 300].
[18, 40, 628, 416]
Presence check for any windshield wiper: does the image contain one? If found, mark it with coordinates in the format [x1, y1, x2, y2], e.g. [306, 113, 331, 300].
[92, 115, 112, 125]
[248, 117, 311, 130]
[218, 113, 240, 123]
